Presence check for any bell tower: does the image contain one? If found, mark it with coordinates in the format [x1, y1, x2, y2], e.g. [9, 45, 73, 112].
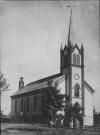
[60, 8, 85, 115]
[19, 77, 24, 90]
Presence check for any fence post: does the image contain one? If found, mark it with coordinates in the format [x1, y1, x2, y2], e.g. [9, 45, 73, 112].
[50, 121, 53, 134]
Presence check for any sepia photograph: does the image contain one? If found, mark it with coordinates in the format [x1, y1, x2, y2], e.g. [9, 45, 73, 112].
[0, 0, 99, 135]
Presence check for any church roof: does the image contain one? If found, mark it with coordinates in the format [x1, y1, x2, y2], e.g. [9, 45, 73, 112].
[11, 73, 95, 98]
[11, 73, 64, 97]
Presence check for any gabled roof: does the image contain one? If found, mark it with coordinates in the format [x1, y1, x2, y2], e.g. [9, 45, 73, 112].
[26, 73, 62, 86]
[11, 73, 65, 97]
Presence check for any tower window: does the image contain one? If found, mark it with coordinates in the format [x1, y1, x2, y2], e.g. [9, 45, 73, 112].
[74, 83, 80, 97]
[77, 55, 80, 65]
[73, 54, 80, 65]
[73, 54, 76, 64]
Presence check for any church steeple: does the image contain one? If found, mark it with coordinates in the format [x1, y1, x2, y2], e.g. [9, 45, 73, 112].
[60, 8, 72, 74]
[60, 5, 85, 117]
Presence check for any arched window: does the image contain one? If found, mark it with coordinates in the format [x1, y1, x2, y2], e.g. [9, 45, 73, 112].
[15, 100, 17, 113]
[73, 54, 80, 65]
[73, 54, 76, 64]
[26, 97, 30, 112]
[74, 83, 80, 97]
[34, 95, 37, 111]
[21, 98, 23, 112]
[77, 55, 80, 65]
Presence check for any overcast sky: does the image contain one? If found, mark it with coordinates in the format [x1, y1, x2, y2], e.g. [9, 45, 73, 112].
[0, 1, 99, 114]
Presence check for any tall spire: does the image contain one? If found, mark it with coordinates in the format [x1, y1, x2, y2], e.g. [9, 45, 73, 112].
[67, 8, 72, 47]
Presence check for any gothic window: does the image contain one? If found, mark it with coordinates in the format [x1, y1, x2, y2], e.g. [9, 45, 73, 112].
[21, 98, 23, 112]
[77, 55, 80, 65]
[15, 100, 17, 113]
[26, 97, 30, 112]
[33, 95, 37, 111]
[73, 54, 76, 64]
[74, 83, 80, 97]
[73, 54, 80, 65]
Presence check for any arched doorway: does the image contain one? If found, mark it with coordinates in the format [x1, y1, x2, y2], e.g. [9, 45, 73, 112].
[73, 102, 83, 128]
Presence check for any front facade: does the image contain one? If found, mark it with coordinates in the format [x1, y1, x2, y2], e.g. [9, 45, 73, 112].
[11, 10, 95, 125]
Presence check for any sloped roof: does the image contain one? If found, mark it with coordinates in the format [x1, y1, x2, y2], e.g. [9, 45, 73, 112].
[11, 73, 95, 97]
[11, 73, 65, 97]
[84, 80, 95, 94]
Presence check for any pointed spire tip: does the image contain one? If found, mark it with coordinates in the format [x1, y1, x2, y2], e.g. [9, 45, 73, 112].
[60, 44, 63, 52]
[81, 43, 84, 49]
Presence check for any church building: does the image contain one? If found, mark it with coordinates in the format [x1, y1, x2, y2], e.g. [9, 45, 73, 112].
[11, 9, 95, 126]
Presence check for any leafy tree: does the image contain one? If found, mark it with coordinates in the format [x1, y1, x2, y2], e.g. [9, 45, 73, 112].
[63, 102, 83, 127]
[63, 102, 73, 127]
[73, 102, 82, 116]
[0, 72, 10, 96]
[41, 80, 65, 123]
[73, 102, 83, 127]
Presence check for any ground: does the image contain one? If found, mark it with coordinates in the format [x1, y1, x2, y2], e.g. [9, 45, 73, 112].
[1, 129, 38, 135]
[1, 123, 50, 135]
[1, 123, 100, 135]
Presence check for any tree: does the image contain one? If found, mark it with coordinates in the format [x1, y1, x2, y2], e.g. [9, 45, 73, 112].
[73, 102, 82, 116]
[63, 102, 73, 127]
[0, 72, 10, 96]
[41, 80, 64, 123]
[63, 102, 83, 128]
[73, 102, 83, 127]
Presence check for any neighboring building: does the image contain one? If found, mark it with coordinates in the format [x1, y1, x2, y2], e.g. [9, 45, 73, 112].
[94, 113, 100, 127]
[11, 10, 95, 125]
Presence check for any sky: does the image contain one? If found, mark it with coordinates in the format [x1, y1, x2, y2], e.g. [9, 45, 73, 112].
[0, 0, 99, 115]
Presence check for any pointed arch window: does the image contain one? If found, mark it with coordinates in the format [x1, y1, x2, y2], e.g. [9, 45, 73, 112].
[33, 95, 38, 111]
[73, 54, 80, 65]
[26, 97, 30, 112]
[74, 83, 80, 97]
[15, 100, 17, 113]
[73, 54, 76, 64]
[21, 98, 23, 112]
[77, 55, 80, 65]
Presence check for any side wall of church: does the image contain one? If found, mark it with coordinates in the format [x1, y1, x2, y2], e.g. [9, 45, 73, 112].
[84, 87, 94, 126]
[11, 92, 43, 117]
[11, 99, 15, 116]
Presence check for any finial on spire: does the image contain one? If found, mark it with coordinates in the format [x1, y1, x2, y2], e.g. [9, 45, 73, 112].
[81, 43, 84, 49]
[60, 43, 63, 52]
[65, 44, 67, 48]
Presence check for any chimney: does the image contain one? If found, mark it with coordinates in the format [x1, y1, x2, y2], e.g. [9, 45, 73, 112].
[19, 77, 24, 90]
